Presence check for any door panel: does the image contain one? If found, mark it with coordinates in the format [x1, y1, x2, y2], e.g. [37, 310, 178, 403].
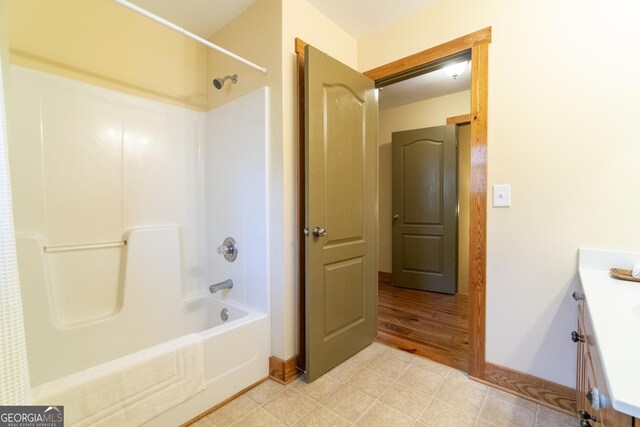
[323, 257, 365, 337]
[324, 85, 364, 243]
[403, 235, 443, 273]
[305, 45, 378, 382]
[403, 141, 442, 225]
[392, 126, 456, 294]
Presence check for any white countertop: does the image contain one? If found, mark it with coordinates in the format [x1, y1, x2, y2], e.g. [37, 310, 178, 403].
[578, 248, 640, 418]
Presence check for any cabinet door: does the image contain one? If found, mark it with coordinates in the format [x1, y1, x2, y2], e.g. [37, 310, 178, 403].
[584, 352, 603, 426]
[576, 312, 587, 415]
[582, 302, 633, 427]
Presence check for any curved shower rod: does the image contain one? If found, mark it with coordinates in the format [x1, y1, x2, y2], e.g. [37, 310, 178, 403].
[111, 0, 268, 74]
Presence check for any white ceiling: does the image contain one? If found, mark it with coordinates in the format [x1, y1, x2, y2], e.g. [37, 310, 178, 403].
[379, 62, 471, 110]
[127, 0, 441, 40]
[306, 0, 441, 38]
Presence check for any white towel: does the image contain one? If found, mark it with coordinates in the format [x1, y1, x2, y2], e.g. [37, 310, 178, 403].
[32, 334, 205, 426]
[632, 263, 640, 278]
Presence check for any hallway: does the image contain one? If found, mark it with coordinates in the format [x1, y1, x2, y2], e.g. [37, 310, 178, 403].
[377, 274, 469, 372]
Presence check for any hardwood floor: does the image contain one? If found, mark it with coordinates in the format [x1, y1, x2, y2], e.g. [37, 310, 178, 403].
[376, 274, 469, 372]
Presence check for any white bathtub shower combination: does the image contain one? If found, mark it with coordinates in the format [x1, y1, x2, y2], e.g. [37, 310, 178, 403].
[7, 66, 270, 425]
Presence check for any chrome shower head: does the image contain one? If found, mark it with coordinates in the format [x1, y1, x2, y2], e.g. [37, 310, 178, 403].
[212, 74, 238, 89]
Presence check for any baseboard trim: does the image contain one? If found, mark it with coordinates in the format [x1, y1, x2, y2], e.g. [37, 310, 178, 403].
[378, 271, 391, 282]
[269, 355, 303, 385]
[481, 362, 576, 417]
[181, 376, 268, 426]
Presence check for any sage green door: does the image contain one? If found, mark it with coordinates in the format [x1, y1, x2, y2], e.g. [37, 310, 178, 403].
[305, 45, 378, 382]
[391, 126, 457, 294]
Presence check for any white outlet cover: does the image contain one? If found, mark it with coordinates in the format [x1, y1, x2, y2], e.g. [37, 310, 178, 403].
[493, 184, 511, 207]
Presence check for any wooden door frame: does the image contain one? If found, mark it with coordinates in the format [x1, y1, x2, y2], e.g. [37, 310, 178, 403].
[295, 27, 490, 380]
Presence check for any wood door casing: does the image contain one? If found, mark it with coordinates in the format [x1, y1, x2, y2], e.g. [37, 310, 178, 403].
[304, 45, 378, 382]
[392, 125, 457, 294]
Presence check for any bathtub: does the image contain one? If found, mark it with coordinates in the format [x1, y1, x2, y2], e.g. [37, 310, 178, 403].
[29, 293, 269, 426]
[18, 226, 270, 425]
[145, 296, 270, 426]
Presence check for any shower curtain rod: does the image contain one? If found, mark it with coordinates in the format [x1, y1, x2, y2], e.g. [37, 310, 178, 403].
[111, 0, 268, 74]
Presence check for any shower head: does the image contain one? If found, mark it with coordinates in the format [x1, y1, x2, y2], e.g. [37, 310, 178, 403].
[212, 74, 238, 89]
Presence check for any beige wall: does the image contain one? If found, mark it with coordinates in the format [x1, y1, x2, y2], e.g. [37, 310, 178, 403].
[206, 0, 280, 111]
[378, 90, 470, 274]
[457, 124, 471, 295]
[7, 0, 209, 110]
[0, 1, 9, 85]
[360, 0, 640, 387]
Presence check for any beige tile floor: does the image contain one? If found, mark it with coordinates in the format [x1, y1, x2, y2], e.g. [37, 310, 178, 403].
[192, 342, 577, 427]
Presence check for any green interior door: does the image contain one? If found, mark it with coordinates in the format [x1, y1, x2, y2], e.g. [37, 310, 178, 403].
[391, 125, 457, 294]
[304, 45, 378, 382]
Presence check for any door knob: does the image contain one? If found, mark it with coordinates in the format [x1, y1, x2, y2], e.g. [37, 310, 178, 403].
[393, 214, 400, 222]
[579, 420, 592, 427]
[571, 331, 585, 343]
[312, 227, 326, 238]
[312, 227, 327, 238]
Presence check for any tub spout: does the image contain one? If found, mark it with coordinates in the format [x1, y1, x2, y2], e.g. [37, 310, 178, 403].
[209, 279, 233, 294]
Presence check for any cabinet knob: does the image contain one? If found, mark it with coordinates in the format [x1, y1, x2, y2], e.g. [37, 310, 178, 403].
[571, 331, 585, 343]
[572, 291, 584, 301]
[586, 387, 608, 410]
[579, 410, 597, 421]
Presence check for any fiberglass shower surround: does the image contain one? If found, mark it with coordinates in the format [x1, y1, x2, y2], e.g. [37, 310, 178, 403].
[7, 63, 270, 424]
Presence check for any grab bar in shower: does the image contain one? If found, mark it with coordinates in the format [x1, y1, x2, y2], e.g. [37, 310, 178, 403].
[43, 240, 127, 253]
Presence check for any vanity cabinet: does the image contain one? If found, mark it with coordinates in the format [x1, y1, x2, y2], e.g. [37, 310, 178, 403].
[574, 296, 634, 427]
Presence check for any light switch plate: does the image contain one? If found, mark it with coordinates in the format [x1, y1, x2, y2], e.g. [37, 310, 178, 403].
[493, 184, 511, 207]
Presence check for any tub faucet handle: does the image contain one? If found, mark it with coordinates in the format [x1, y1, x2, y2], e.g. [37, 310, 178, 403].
[217, 237, 238, 262]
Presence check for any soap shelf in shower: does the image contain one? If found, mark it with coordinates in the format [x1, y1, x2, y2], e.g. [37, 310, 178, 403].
[43, 240, 127, 253]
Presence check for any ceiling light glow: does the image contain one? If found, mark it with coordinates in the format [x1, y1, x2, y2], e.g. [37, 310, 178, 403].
[443, 61, 469, 80]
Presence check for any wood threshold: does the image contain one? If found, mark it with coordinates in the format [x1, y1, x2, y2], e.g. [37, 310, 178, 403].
[181, 376, 268, 426]
[482, 362, 577, 416]
[447, 113, 471, 125]
[269, 355, 303, 385]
